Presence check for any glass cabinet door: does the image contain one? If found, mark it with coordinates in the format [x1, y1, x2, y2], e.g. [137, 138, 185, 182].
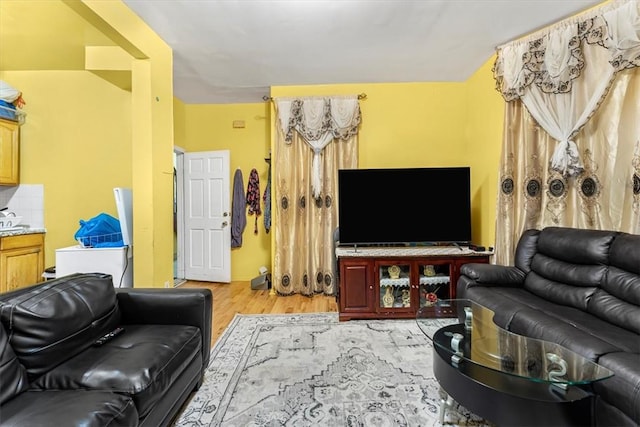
[377, 262, 412, 310]
[418, 262, 451, 307]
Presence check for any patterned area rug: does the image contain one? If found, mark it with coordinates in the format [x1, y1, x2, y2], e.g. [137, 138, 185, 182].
[175, 313, 490, 426]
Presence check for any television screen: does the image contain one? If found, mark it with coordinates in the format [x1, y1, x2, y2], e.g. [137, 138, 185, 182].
[337, 167, 471, 246]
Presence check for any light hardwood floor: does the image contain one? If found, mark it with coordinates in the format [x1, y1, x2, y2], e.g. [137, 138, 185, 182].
[180, 281, 339, 346]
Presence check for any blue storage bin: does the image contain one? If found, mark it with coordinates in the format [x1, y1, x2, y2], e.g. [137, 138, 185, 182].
[0, 100, 17, 120]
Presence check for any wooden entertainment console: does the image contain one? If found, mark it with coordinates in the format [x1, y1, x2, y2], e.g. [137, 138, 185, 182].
[336, 246, 491, 321]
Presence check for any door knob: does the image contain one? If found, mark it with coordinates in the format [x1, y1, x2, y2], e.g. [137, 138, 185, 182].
[222, 221, 228, 227]
[223, 212, 229, 217]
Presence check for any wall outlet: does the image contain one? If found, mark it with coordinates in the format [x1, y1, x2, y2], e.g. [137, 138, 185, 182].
[164, 281, 170, 288]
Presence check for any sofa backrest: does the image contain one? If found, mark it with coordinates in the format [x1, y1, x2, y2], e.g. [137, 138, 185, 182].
[0, 273, 121, 380]
[513, 229, 540, 273]
[521, 227, 617, 311]
[514, 227, 640, 334]
[588, 232, 640, 334]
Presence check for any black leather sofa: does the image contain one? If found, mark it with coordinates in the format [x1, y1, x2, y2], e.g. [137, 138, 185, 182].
[0, 273, 212, 427]
[457, 226, 640, 426]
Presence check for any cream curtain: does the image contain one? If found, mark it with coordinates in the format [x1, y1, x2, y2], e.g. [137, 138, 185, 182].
[273, 97, 360, 295]
[493, 0, 640, 265]
[494, 0, 640, 178]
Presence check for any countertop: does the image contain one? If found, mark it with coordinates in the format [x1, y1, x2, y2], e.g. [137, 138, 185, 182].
[335, 246, 492, 257]
[0, 226, 47, 238]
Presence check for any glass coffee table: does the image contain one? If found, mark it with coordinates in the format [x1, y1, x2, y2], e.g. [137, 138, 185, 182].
[416, 299, 614, 426]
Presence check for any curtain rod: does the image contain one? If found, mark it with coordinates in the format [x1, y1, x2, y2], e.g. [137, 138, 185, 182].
[495, 0, 628, 50]
[262, 93, 367, 102]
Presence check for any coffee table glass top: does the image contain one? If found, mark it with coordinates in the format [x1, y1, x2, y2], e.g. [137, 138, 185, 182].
[416, 299, 614, 386]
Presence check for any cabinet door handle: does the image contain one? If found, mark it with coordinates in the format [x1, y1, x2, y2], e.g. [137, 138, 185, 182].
[369, 285, 373, 289]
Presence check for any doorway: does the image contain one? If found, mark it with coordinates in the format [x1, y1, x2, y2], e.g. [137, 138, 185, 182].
[173, 147, 186, 286]
[173, 148, 231, 284]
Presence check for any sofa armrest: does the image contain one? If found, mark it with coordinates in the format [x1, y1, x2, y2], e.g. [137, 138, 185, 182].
[460, 263, 526, 286]
[115, 288, 212, 370]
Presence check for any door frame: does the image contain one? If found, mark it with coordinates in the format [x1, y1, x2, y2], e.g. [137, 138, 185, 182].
[174, 146, 185, 283]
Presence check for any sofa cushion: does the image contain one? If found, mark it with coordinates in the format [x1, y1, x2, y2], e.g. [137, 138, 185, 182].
[507, 308, 628, 360]
[32, 324, 202, 419]
[462, 285, 598, 330]
[0, 325, 28, 405]
[585, 232, 640, 337]
[0, 390, 138, 427]
[609, 232, 640, 276]
[463, 286, 640, 352]
[461, 286, 526, 327]
[536, 227, 617, 265]
[513, 229, 540, 273]
[514, 229, 613, 312]
[593, 352, 640, 425]
[518, 228, 616, 313]
[524, 255, 604, 310]
[594, 397, 638, 427]
[588, 288, 640, 335]
[0, 273, 121, 380]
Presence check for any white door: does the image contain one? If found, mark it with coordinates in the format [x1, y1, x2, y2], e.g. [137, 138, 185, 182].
[184, 150, 231, 282]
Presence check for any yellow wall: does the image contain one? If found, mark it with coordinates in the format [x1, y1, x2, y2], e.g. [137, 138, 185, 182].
[1, 0, 175, 287]
[465, 56, 505, 247]
[272, 83, 470, 169]
[173, 68, 504, 281]
[173, 98, 187, 149]
[271, 75, 503, 247]
[179, 103, 272, 280]
[0, 70, 132, 267]
[79, 0, 175, 287]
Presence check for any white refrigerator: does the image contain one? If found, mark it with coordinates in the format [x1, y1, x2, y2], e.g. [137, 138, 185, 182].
[56, 188, 133, 288]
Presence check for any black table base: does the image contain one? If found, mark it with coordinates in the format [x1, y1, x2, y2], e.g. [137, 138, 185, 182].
[433, 325, 593, 426]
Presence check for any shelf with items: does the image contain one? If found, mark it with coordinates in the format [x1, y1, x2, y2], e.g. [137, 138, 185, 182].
[419, 281, 447, 307]
[378, 263, 412, 310]
[379, 285, 412, 309]
[418, 262, 451, 307]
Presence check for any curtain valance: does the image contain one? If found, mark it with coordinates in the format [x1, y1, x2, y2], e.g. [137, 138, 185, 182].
[494, 0, 639, 100]
[493, 0, 640, 177]
[275, 96, 361, 197]
[275, 96, 361, 143]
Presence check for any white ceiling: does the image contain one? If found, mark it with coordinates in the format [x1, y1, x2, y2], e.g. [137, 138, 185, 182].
[122, 0, 604, 104]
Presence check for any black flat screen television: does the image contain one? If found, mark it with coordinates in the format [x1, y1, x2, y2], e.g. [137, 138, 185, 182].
[337, 167, 471, 246]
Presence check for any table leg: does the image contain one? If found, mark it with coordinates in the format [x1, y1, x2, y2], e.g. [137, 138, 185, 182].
[440, 391, 454, 424]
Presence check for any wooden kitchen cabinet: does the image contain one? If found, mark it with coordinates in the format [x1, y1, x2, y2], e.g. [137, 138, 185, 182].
[0, 118, 20, 185]
[0, 233, 44, 293]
